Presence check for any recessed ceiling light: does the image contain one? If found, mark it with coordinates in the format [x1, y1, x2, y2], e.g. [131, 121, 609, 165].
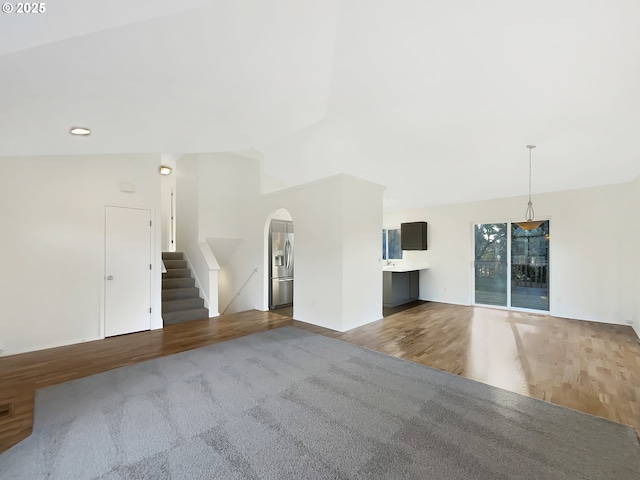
[159, 166, 172, 175]
[69, 126, 91, 136]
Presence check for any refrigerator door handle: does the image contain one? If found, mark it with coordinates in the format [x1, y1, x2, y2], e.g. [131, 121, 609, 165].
[285, 239, 290, 270]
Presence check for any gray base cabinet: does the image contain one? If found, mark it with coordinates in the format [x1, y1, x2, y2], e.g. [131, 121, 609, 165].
[383, 270, 420, 307]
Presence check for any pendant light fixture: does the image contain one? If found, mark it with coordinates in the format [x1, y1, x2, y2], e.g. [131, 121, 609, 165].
[514, 145, 544, 231]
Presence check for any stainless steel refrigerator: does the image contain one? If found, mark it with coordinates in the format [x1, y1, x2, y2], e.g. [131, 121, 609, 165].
[270, 228, 294, 308]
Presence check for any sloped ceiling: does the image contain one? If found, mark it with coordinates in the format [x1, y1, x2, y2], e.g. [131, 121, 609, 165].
[0, 0, 340, 155]
[1, 0, 639, 209]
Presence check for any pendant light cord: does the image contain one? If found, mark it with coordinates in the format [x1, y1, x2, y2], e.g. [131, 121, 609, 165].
[528, 146, 532, 204]
[525, 145, 535, 221]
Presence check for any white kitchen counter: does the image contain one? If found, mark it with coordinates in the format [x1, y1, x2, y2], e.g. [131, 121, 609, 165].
[382, 264, 429, 273]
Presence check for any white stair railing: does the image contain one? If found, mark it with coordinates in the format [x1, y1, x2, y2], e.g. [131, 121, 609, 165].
[221, 266, 259, 315]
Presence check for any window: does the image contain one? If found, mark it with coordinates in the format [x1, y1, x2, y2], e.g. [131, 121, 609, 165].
[382, 228, 403, 260]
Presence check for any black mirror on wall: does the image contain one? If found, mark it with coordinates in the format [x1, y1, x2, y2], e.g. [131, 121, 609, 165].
[401, 222, 427, 250]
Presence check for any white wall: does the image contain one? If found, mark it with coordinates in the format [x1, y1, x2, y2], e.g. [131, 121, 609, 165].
[160, 154, 178, 252]
[261, 171, 289, 194]
[385, 182, 635, 326]
[250, 175, 384, 331]
[632, 175, 640, 337]
[260, 179, 346, 329]
[201, 152, 260, 315]
[197, 152, 261, 240]
[340, 177, 384, 330]
[0, 154, 163, 356]
[175, 154, 213, 312]
[176, 152, 261, 316]
[176, 153, 384, 331]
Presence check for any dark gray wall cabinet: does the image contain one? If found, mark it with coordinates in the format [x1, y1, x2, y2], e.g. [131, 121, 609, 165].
[400, 222, 427, 250]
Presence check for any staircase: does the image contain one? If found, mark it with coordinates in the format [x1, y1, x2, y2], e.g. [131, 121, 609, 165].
[162, 252, 209, 326]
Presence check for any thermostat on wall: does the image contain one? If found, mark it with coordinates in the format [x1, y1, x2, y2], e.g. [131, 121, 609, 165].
[119, 182, 135, 193]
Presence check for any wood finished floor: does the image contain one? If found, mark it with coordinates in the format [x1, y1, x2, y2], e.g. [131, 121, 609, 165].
[296, 303, 640, 436]
[1, 302, 639, 454]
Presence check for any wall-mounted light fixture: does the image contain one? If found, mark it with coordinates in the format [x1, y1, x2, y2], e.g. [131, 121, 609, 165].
[69, 126, 91, 136]
[159, 166, 172, 175]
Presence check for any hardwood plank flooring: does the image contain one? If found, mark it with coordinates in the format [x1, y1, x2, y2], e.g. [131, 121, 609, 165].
[1, 303, 639, 453]
[294, 303, 640, 437]
[382, 299, 428, 317]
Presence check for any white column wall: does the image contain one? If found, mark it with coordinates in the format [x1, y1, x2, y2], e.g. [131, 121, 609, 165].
[0, 154, 162, 356]
[212, 175, 348, 329]
[262, 178, 347, 330]
[246, 175, 384, 331]
[385, 181, 635, 326]
[340, 177, 384, 330]
[632, 175, 640, 337]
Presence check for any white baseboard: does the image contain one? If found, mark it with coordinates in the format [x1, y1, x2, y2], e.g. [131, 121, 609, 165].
[0, 336, 101, 357]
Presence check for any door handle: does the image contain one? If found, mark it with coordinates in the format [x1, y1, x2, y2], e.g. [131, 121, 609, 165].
[284, 240, 290, 269]
[107, 275, 114, 280]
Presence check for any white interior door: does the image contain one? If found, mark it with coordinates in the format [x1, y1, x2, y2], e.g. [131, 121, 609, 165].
[105, 206, 152, 337]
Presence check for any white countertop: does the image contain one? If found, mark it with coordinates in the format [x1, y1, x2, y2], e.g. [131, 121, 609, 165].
[382, 264, 429, 273]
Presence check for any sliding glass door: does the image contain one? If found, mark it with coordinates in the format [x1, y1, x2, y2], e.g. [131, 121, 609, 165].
[474, 221, 549, 312]
[474, 223, 508, 307]
[510, 221, 549, 311]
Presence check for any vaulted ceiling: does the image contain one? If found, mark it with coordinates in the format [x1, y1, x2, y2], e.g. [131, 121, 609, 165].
[2, 0, 639, 209]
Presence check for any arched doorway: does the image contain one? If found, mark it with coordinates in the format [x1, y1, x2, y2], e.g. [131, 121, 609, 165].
[264, 208, 294, 317]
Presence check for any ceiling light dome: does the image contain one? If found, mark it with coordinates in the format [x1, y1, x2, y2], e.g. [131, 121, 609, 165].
[69, 126, 91, 136]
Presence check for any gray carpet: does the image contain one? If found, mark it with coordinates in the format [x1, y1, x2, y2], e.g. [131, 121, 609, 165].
[1, 327, 639, 479]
